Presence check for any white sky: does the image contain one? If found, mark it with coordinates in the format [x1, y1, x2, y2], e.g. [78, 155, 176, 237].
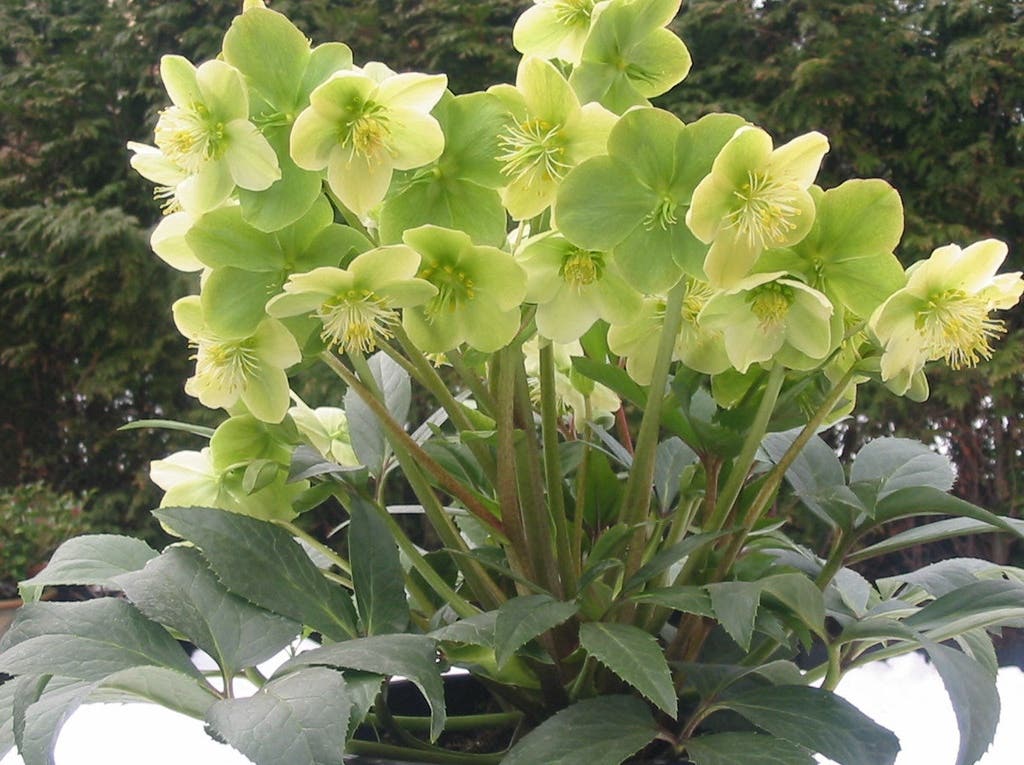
[3, 651, 1023, 765]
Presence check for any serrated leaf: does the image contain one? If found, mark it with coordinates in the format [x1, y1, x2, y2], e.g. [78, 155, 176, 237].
[430, 611, 497, 647]
[276, 634, 444, 740]
[0, 600, 201, 682]
[93, 665, 217, 718]
[349, 498, 410, 635]
[904, 579, 1024, 639]
[707, 581, 763, 650]
[0, 678, 17, 760]
[503, 695, 657, 765]
[18, 678, 93, 765]
[684, 732, 815, 764]
[154, 507, 357, 641]
[18, 534, 158, 602]
[494, 594, 578, 668]
[206, 667, 351, 765]
[760, 574, 826, 637]
[118, 546, 299, 676]
[719, 685, 899, 765]
[653, 437, 698, 514]
[579, 622, 677, 716]
[631, 585, 715, 618]
[850, 438, 954, 501]
[923, 642, 999, 765]
[623, 530, 726, 594]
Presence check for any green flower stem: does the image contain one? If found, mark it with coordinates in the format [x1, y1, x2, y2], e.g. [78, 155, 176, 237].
[321, 568, 355, 590]
[494, 346, 537, 587]
[345, 740, 504, 765]
[619, 278, 687, 579]
[704, 364, 787, 534]
[278, 520, 352, 576]
[538, 341, 578, 593]
[384, 329, 498, 482]
[815, 528, 853, 589]
[447, 349, 499, 415]
[713, 366, 859, 582]
[242, 667, 267, 689]
[325, 184, 377, 246]
[323, 350, 506, 610]
[572, 400, 593, 566]
[323, 351, 503, 534]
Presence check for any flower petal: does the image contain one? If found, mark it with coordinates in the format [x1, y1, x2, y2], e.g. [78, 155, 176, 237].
[223, 119, 281, 190]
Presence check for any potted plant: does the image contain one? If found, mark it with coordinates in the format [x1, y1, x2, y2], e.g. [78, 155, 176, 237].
[0, 482, 93, 632]
[3, 1, 1024, 763]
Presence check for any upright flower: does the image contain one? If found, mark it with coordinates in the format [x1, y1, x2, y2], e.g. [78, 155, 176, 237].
[869, 239, 1024, 396]
[173, 296, 301, 423]
[401, 226, 527, 353]
[266, 246, 437, 355]
[290, 63, 447, 217]
[687, 126, 829, 288]
[513, 0, 599, 65]
[698, 272, 834, 374]
[491, 56, 617, 220]
[142, 55, 280, 214]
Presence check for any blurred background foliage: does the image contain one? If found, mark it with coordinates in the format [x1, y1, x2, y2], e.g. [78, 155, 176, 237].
[1, 0, 1021, 574]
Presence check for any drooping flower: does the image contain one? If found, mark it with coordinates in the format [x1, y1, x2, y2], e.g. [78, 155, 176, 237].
[139, 56, 280, 214]
[266, 245, 437, 354]
[290, 62, 447, 217]
[173, 296, 301, 423]
[517, 231, 641, 343]
[401, 226, 527, 353]
[288, 397, 360, 467]
[490, 56, 617, 220]
[869, 239, 1024, 396]
[607, 277, 731, 384]
[523, 337, 620, 423]
[697, 272, 834, 374]
[513, 0, 599, 66]
[687, 126, 829, 288]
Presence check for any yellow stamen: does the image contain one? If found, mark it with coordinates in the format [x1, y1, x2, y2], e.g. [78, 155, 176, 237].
[318, 290, 398, 354]
[192, 337, 259, 396]
[560, 249, 604, 288]
[725, 170, 802, 249]
[498, 119, 570, 183]
[916, 289, 1004, 369]
[747, 282, 794, 330]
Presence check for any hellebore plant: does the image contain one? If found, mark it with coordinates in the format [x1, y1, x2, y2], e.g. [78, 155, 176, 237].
[5, 2, 1024, 765]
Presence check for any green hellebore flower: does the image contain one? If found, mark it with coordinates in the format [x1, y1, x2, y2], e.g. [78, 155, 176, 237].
[869, 239, 1024, 396]
[491, 56, 617, 220]
[698, 272, 834, 374]
[148, 55, 281, 214]
[687, 126, 829, 288]
[149, 447, 306, 522]
[290, 63, 447, 217]
[173, 295, 301, 423]
[266, 245, 437, 354]
[607, 277, 730, 385]
[289, 398, 360, 467]
[401, 226, 527, 353]
[513, 0, 600, 66]
[518, 231, 641, 343]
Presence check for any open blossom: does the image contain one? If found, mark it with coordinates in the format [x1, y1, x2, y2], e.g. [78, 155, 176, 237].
[687, 126, 828, 288]
[133, 56, 280, 215]
[869, 239, 1024, 396]
[513, 0, 599, 66]
[173, 296, 301, 423]
[290, 62, 447, 217]
[266, 246, 437, 355]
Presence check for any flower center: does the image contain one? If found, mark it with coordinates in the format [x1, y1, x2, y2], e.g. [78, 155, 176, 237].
[498, 119, 570, 183]
[746, 282, 794, 330]
[643, 197, 679, 231]
[559, 249, 604, 288]
[553, 0, 595, 27]
[725, 170, 802, 249]
[916, 289, 1004, 369]
[154, 104, 224, 172]
[681, 277, 715, 324]
[318, 289, 398, 354]
[341, 101, 391, 159]
[419, 263, 476, 322]
[192, 337, 258, 396]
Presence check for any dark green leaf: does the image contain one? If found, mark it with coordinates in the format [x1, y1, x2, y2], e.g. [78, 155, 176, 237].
[19, 534, 158, 602]
[684, 732, 815, 764]
[707, 581, 762, 650]
[494, 594, 578, 668]
[923, 642, 999, 765]
[579, 622, 677, 716]
[349, 498, 410, 635]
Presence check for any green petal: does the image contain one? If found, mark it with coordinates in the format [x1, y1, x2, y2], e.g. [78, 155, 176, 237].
[223, 120, 281, 191]
[623, 27, 691, 98]
[172, 295, 205, 340]
[948, 240, 1008, 293]
[607, 107, 683, 188]
[309, 71, 375, 122]
[223, 6, 311, 114]
[186, 206, 284, 272]
[128, 142, 186, 186]
[402, 224, 472, 260]
[380, 176, 507, 248]
[502, 171, 560, 221]
[301, 42, 354, 99]
[376, 279, 438, 309]
[518, 56, 577, 125]
[535, 288, 599, 343]
[782, 283, 834, 359]
[351, 245, 421, 285]
[203, 267, 283, 338]
[433, 91, 510, 189]
[402, 306, 460, 353]
[195, 59, 249, 123]
[151, 213, 204, 272]
[519, 234, 569, 303]
[614, 221, 685, 294]
[327, 145, 393, 216]
[769, 131, 829, 187]
[283, 266, 355, 298]
[593, 267, 643, 325]
[238, 124, 323, 233]
[459, 300, 522, 352]
[711, 126, 774, 188]
[177, 159, 235, 214]
[241, 365, 292, 423]
[386, 107, 445, 170]
[464, 248, 527, 311]
[160, 55, 200, 109]
[555, 156, 655, 251]
[376, 72, 447, 112]
[254, 318, 302, 369]
[513, 5, 580, 63]
[265, 289, 329, 318]
[289, 108, 340, 171]
[686, 172, 736, 244]
[563, 102, 618, 165]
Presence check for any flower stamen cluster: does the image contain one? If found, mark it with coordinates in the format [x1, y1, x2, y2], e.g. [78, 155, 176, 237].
[725, 170, 802, 250]
[915, 289, 1005, 370]
[318, 291, 399, 354]
[498, 119, 571, 183]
